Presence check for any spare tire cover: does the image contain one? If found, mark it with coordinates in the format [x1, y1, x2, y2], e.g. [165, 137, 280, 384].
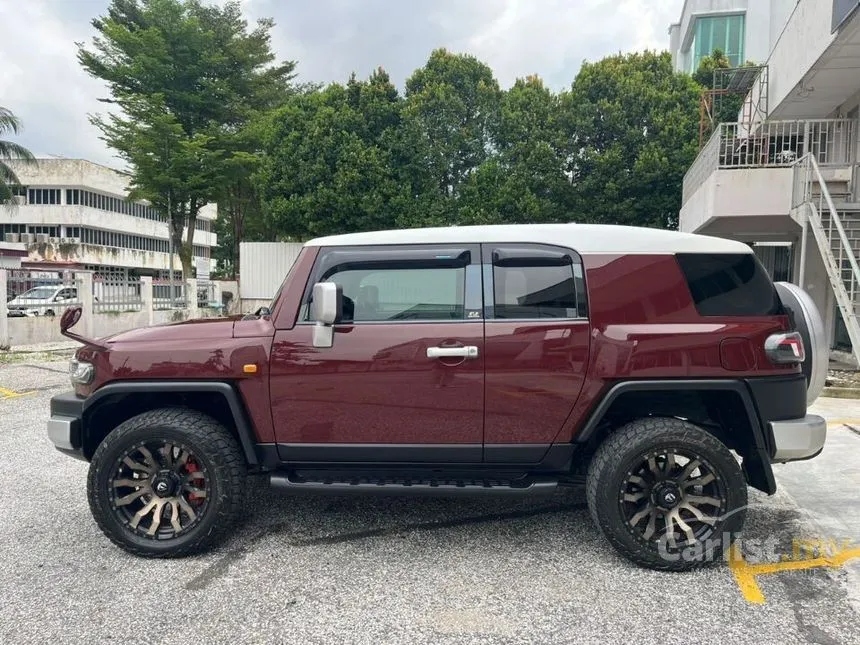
[775, 282, 827, 404]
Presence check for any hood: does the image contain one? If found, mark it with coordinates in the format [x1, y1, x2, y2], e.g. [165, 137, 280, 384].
[103, 317, 239, 344]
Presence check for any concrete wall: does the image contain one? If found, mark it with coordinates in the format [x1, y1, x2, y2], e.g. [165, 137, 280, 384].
[680, 167, 795, 232]
[24, 241, 182, 272]
[215, 279, 240, 314]
[5, 308, 212, 347]
[770, 0, 801, 48]
[766, 0, 837, 115]
[8, 159, 132, 196]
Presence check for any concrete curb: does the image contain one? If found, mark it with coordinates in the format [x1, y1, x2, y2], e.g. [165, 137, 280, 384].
[822, 386, 860, 400]
[0, 344, 77, 364]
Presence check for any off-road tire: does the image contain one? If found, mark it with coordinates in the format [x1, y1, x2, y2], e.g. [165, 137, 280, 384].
[586, 417, 748, 571]
[87, 408, 247, 557]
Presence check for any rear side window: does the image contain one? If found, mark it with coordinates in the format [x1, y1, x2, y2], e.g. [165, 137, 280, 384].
[491, 245, 585, 319]
[676, 253, 782, 316]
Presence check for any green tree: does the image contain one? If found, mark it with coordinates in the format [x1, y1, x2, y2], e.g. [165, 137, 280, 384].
[78, 0, 295, 278]
[401, 49, 502, 220]
[562, 51, 700, 230]
[460, 75, 571, 224]
[256, 69, 410, 240]
[0, 107, 36, 206]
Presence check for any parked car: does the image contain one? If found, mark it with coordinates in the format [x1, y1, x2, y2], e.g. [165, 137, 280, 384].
[48, 224, 827, 570]
[7, 285, 78, 317]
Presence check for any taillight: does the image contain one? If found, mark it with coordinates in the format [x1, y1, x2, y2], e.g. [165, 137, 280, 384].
[764, 332, 806, 364]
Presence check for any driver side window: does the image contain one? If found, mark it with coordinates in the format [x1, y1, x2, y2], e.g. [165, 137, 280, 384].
[304, 245, 473, 323]
[338, 266, 464, 322]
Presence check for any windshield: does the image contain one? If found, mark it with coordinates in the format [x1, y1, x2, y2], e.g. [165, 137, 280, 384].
[17, 286, 58, 300]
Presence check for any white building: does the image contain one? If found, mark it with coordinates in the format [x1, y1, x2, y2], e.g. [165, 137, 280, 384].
[677, 0, 860, 360]
[1, 158, 216, 280]
[668, 0, 798, 73]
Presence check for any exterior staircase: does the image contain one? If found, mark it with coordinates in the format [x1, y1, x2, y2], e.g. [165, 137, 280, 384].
[795, 154, 860, 365]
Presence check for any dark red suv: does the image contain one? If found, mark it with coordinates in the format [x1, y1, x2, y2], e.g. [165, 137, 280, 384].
[48, 224, 827, 570]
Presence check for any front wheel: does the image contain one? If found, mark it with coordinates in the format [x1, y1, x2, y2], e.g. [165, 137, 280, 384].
[586, 417, 747, 571]
[87, 408, 247, 557]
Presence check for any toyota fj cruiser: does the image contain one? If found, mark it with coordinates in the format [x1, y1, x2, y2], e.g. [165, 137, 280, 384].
[48, 224, 827, 570]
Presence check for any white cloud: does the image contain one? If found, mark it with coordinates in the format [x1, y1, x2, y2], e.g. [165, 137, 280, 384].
[0, 0, 682, 164]
[0, 0, 117, 166]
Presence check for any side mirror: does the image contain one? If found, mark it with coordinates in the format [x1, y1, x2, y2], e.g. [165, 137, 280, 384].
[312, 282, 342, 348]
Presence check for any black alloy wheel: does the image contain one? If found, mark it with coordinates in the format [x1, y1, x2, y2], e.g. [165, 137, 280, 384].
[586, 417, 748, 571]
[619, 448, 726, 551]
[88, 408, 247, 557]
[110, 440, 210, 539]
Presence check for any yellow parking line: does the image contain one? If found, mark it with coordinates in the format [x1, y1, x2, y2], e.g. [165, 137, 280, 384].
[0, 386, 34, 400]
[729, 545, 767, 604]
[730, 542, 860, 604]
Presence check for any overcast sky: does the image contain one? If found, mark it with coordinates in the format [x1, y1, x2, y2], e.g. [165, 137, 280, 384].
[0, 0, 679, 169]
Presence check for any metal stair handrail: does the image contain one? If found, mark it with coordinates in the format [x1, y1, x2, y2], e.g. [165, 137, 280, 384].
[793, 153, 860, 363]
[804, 154, 860, 282]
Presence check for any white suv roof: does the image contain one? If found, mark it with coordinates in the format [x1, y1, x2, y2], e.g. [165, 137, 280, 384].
[306, 224, 751, 255]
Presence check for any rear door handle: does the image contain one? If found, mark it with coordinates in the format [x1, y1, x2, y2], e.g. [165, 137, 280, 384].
[426, 346, 479, 359]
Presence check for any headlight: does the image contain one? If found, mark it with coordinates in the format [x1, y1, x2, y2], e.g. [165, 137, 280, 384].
[69, 358, 95, 385]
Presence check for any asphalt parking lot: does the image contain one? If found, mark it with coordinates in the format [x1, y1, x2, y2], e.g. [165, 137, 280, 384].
[1, 359, 860, 644]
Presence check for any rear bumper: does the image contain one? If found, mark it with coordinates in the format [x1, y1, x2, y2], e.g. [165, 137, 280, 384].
[47, 391, 86, 461]
[770, 414, 826, 463]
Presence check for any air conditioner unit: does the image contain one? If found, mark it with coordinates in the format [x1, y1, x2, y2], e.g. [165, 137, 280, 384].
[70, 237, 80, 245]
[12, 195, 25, 205]
[20, 233, 35, 244]
[35, 234, 49, 244]
[4, 233, 19, 243]
[49, 237, 59, 244]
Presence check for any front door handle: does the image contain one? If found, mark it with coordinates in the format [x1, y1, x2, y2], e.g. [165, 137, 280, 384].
[426, 346, 479, 359]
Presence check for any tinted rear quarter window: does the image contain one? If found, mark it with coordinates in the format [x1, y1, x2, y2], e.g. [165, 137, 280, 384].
[676, 253, 782, 316]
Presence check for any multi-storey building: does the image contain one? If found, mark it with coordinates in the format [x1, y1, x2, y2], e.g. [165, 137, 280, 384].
[668, 0, 798, 73]
[1, 158, 216, 281]
[676, 0, 860, 361]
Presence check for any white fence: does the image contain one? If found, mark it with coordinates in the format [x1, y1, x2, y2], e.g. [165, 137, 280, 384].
[0, 269, 219, 350]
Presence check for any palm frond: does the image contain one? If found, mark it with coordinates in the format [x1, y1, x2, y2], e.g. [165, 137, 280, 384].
[0, 160, 21, 185]
[0, 107, 23, 136]
[0, 139, 36, 162]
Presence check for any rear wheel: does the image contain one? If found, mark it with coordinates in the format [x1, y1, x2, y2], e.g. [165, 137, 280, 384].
[586, 417, 747, 571]
[87, 408, 247, 557]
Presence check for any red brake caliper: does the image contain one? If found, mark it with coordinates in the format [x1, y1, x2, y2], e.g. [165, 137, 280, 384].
[184, 458, 204, 505]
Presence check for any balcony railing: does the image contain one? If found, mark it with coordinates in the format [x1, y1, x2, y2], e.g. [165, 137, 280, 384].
[683, 119, 857, 204]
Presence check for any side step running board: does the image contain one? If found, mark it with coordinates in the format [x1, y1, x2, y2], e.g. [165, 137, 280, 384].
[269, 473, 559, 497]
